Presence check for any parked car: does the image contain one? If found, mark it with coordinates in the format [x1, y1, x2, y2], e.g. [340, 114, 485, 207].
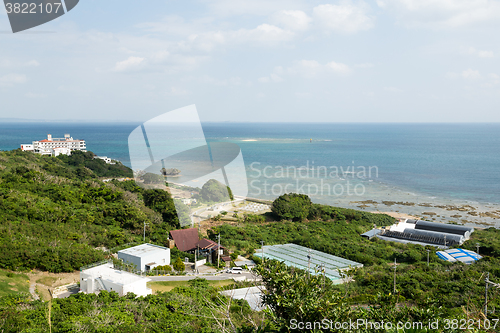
[226, 267, 243, 274]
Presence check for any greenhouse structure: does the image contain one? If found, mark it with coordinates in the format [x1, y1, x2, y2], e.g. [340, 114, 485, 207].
[254, 243, 363, 284]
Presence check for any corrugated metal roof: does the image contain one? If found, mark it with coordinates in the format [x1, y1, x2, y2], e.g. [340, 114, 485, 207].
[170, 228, 199, 252]
[437, 248, 482, 264]
[254, 243, 362, 282]
[361, 229, 381, 239]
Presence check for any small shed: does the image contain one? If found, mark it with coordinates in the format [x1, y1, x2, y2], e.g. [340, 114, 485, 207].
[361, 229, 381, 240]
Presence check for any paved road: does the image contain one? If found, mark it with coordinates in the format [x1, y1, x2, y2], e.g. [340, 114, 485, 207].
[148, 272, 258, 282]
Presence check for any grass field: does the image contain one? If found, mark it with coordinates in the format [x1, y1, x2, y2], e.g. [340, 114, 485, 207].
[148, 279, 235, 293]
[0, 269, 30, 297]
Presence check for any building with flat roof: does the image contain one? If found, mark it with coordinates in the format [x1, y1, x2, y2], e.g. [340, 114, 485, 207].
[21, 133, 86, 156]
[118, 243, 170, 272]
[254, 243, 363, 284]
[80, 262, 152, 297]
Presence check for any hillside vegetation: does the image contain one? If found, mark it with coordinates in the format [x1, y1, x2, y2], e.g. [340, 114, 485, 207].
[0, 150, 180, 273]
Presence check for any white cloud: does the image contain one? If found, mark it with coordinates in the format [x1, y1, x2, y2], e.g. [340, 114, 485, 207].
[461, 69, 481, 79]
[260, 60, 351, 82]
[273, 10, 312, 31]
[377, 0, 500, 28]
[231, 24, 295, 43]
[326, 61, 351, 74]
[465, 46, 494, 58]
[259, 72, 284, 83]
[0, 73, 27, 86]
[202, 0, 306, 17]
[113, 56, 145, 72]
[313, 1, 375, 34]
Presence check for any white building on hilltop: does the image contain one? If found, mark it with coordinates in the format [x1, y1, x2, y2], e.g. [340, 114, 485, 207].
[118, 243, 170, 272]
[21, 133, 86, 156]
[80, 262, 152, 297]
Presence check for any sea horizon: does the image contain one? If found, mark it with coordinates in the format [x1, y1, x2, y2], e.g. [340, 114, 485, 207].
[1, 121, 499, 228]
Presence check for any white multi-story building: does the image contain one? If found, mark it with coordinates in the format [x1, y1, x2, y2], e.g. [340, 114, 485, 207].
[21, 133, 86, 156]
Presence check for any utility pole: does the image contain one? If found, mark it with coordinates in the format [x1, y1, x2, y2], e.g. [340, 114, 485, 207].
[427, 249, 430, 267]
[476, 243, 480, 255]
[485, 272, 489, 315]
[217, 233, 221, 269]
[444, 235, 447, 247]
[261, 240, 264, 264]
[393, 258, 397, 294]
[143, 222, 149, 242]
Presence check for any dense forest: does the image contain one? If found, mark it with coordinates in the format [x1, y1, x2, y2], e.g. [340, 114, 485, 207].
[0, 150, 182, 272]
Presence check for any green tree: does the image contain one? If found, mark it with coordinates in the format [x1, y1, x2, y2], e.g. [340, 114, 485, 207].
[200, 179, 230, 202]
[143, 189, 180, 228]
[173, 257, 185, 272]
[271, 193, 312, 221]
[142, 173, 164, 184]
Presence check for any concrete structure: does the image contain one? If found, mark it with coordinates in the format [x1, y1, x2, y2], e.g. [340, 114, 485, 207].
[220, 287, 266, 311]
[21, 133, 86, 156]
[437, 248, 482, 264]
[80, 262, 152, 296]
[118, 243, 170, 272]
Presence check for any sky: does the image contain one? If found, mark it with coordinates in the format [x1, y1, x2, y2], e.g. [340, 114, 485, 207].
[1, 0, 500, 123]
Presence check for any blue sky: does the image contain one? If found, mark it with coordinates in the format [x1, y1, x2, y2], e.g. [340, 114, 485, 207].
[1, 0, 500, 122]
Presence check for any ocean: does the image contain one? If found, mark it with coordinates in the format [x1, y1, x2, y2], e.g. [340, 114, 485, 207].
[1, 122, 499, 226]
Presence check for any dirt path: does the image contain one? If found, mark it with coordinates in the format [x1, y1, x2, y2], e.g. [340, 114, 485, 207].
[27, 270, 80, 301]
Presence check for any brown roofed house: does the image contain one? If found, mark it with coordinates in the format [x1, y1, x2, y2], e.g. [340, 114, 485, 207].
[169, 228, 199, 252]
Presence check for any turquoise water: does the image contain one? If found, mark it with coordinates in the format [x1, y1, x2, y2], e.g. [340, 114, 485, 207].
[1, 122, 499, 207]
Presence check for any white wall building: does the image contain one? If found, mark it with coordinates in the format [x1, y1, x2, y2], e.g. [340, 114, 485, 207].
[96, 156, 115, 164]
[21, 133, 86, 156]
[118, 243, 170, 272]
[80, 262, 152, 297]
